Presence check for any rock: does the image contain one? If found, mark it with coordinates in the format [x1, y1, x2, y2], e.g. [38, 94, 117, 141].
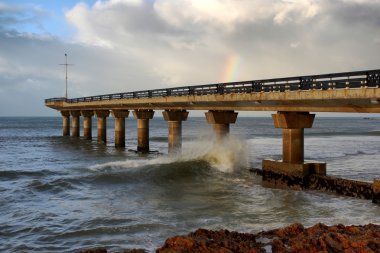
[156, 223, 380, 253]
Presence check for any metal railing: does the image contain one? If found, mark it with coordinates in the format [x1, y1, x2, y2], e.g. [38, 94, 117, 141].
[45, 69, 380, 104]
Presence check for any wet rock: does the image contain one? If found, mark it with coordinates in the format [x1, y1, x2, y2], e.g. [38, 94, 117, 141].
[157, 223, 380, 253]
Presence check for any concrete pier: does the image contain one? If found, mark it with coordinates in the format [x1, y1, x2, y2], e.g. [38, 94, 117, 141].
[61, 111, 70, 136]
[133, 110, 154, 153]
[70, 110, 81, 137]
[81, 110, 94, 140]
[205, 110, 238, 141]
[162, 110, 189, 153]
[112, 110, 129, 148]
[263, 111, 326, 188]
[95, 110, 110, 143]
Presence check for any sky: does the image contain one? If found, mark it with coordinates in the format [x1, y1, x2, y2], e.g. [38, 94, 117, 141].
[0, 0, 380, 116]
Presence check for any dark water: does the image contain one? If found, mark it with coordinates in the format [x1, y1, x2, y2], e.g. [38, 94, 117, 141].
[0, 116, 380, 252]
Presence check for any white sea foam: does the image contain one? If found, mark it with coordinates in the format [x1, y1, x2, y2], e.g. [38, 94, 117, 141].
[89, 135, 249, 173]
[179, 135, 249, 172]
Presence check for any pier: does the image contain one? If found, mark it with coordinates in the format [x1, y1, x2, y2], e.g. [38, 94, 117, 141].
[46, 69, 380, 202]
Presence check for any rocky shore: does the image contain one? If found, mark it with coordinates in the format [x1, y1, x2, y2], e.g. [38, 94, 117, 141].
[80, 223, 380, 253]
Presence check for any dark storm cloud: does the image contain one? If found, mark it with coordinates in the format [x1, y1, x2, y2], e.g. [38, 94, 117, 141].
[329, 1, 380, 27]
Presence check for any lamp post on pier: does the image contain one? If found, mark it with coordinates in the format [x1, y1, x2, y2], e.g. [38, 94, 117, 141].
[59, 53, 74, 99]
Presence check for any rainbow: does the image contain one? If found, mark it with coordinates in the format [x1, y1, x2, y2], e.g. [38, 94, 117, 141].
[220, 55, 240, 83]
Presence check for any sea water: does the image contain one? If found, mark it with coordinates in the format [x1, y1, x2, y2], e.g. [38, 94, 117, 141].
[0, 116, 379, 252]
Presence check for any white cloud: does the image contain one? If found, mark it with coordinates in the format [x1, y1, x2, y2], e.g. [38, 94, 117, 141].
[1, 0, 380, 116]
[290, 42, 300, 48]
[273, 0, 321, 24]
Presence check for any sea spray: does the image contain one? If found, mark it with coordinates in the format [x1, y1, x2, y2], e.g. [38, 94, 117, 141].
[178, 135, 249, 172]
[89, 135, 249, 173]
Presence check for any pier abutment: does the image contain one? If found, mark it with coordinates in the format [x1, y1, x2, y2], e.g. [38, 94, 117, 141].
[205, 110, 238, 141]
[112, 110, 129, 148]
[133, 110, 155, 153]
[70, 111, 81, 137]
[162, 110, 189, 154]
[95, 110, 110, 143]
[61, 111, 70, 136]
[81, 110, 94, 140]
[262, 111, 326, 188]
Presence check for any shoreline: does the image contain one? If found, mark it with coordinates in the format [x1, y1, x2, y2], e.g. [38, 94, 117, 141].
[79, 223, 380, 253]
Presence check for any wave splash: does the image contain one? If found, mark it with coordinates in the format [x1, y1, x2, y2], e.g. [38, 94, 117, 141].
[89, 135, 249, 173]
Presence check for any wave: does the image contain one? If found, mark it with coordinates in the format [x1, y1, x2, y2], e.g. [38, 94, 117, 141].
[0, 169, 56, 180]
[89, 135, 249, 174]
[28, 178, 79, 193]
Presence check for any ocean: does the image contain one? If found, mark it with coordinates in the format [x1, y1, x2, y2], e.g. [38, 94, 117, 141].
[0, 116, 380, 252]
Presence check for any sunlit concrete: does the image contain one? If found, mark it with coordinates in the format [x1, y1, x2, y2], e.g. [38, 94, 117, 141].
[81, 110, 94, 140]
[205, 110, 238, 141]
[162, 110, 189, 153]
[61, 111, 70, 136]
[70, 110, 81, 137]
[133, 110, 154, 153]
[112, 110, 129, 148]
[46, 88, 380, 113]
[95, 110, 110, 143]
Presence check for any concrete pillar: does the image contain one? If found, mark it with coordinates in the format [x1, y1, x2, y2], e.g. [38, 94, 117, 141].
[162, 110, 189, 153]
[262, 111, 325, 188]
[272, 111, 315, 164]
[70, 110, 81, 137]
[81, 110, 94, 140]
[95, 110, 110, 143]
[61, 111, 70, 136]
[111, 110, 129, 148]
[283, 128, 304, 163]
[205, 110, 238, 141]
[133, 110, 155, 153]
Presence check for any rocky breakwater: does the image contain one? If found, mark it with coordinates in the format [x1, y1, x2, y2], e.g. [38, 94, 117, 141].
[157, 223, 380, 253]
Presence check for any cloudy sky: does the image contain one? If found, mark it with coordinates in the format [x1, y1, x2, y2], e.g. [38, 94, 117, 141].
[1, 0, 380, 116]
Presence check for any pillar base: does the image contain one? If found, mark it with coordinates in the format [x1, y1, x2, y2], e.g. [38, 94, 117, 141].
[262, 159, 326, 189]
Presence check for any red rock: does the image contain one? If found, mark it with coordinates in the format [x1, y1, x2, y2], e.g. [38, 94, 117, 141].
[157, 223, 380, 253]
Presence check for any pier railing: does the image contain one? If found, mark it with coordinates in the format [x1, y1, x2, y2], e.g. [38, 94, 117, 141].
[45, 69, 380, 104]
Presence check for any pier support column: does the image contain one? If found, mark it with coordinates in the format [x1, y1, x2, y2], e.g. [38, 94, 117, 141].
[70, 111, 81, 137]
[133, 110, 155, 153]
[61, 111, 70, 136]
[262, 112, 326, 189]
[112, 110, 129, 148]
[205, 110, 238, 141]
[162, 110, 189, 153]
[95, 110, 110, 143]
[81, 110, 94, 140]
